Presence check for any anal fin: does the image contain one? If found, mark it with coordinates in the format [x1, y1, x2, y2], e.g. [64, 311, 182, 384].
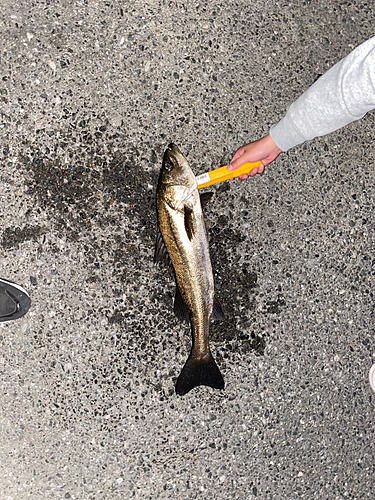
[212, 295, 225, 320]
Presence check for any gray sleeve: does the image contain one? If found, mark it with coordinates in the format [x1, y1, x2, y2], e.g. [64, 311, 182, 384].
[270, 37, 375, 152]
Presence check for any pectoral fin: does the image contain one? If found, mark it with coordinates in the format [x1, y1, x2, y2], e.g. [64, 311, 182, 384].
[184, 206, 196, 241]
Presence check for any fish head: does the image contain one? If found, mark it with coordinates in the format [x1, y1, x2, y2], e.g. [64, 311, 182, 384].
[157, 144, 197, 209]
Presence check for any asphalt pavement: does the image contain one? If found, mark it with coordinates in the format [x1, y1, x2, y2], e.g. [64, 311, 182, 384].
[1, 1, 374, 498]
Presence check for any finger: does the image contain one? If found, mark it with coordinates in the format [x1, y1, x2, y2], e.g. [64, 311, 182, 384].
[227, 156, 245, 171]
[231, 146, 245, 163]
[239, 165, 262, 180]
[228, 147, 245, 170]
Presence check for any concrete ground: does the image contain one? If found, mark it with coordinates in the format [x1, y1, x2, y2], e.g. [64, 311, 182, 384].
[1, 1, 374, 498]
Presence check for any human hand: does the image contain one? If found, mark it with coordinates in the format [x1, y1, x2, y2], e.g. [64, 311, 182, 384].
[227, 134, 282, 180]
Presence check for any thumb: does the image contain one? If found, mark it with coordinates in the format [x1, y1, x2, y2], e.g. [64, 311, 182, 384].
[227, 146, 246, 171]
[227, 156, 243, 171]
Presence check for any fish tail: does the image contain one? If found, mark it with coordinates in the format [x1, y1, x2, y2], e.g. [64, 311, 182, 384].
[175, 350, 224, 396]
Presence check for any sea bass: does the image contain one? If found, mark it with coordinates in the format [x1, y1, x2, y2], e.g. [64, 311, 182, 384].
[155, 143, 224, 396]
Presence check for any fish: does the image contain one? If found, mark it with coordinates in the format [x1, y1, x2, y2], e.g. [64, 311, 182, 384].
[154, 143, 225, 396]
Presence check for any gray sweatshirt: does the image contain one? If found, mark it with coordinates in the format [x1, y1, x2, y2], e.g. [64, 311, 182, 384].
[270, 37, 375, 152]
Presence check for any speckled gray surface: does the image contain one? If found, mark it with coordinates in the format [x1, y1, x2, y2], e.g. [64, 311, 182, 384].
[1, 1, 374, 499]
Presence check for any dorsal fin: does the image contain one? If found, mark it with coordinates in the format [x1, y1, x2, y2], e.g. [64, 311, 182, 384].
[200, 191, 213, 209]
[154, 229, 173, 269]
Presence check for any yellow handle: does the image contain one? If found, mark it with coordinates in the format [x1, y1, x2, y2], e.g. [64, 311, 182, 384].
[196, 161, 262, 189]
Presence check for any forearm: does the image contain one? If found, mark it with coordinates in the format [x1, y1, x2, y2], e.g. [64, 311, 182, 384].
[270, 37, 375, 152]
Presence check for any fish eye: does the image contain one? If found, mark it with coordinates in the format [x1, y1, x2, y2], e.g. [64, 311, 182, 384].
[164, 162, 173, 172]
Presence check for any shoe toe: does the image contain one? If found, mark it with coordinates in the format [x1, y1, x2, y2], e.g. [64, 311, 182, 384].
[0, 279, 31, 322]
[369, 364, 375, 393]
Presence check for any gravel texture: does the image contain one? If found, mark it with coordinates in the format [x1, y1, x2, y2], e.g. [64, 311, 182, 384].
[1, 1, 374, 499]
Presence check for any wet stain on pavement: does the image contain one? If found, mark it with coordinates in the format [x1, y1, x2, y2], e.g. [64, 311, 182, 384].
[21, 144, 158, 241]
[2, 224, 46, 249]
[209, 222, 267, 356]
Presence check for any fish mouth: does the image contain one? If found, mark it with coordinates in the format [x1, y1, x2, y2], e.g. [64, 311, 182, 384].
[163, 144, 174, 165]
[166, 143, 178, 153]
[164, 143, 182, 161]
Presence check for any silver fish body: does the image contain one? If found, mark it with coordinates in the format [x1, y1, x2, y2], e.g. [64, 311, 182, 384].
[155, 143, 224, 395]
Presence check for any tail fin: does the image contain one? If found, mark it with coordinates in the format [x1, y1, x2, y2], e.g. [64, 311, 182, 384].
[175, 351, 224, 396]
